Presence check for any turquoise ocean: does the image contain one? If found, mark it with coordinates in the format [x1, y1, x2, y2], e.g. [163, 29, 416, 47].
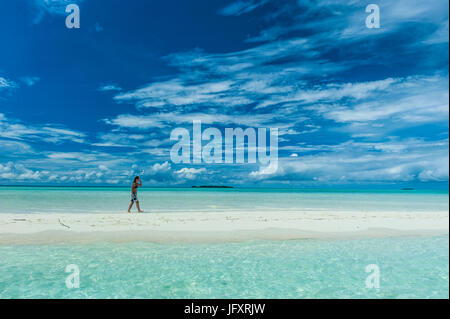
[0, 186, 448, 214]
[0, 187, 448, 299]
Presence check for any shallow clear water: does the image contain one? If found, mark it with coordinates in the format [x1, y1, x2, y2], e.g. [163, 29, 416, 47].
[0, 187, 448, 214]
[0, 236, 448, 299]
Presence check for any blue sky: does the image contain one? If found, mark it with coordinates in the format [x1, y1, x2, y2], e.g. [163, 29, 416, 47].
[0, 0, 448, 187]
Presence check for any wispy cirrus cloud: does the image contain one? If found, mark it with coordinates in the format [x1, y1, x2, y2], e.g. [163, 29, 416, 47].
[311, 75, 449, 125]
[0, 140, 33, 155]
[251, 138, 449, 183]
[244, 0, 449, 43]
[96, 0, 448, 186]
[110, 36, 349, 126]
[20, 76, 40, 87]
[0, 113, 86, 144]
[104, 111, 304, 130]
[98, 83, 122, 92]
[30, 0, 84, 24]
[218, 0, 269, 16]
[1, 0, 446, 186]
[0, 77, 17, 90]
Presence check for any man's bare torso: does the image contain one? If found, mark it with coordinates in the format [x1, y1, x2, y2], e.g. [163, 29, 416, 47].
[131, 182, 138, 194]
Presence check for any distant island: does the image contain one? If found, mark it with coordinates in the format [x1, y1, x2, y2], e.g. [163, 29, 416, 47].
[401, 188, 415, 191]
[192, 186, 234, 189]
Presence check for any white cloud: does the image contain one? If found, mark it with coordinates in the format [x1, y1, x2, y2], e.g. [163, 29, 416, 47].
[46, 152, 97, 161]
[0, 113, 86, 144]
[218, 0, 269, 16]
[31, 0, 85, 24]
[0, 77, 17, 89]
[0, 139, 33, 154]
[150, 161, 172, 173]
[114, 79, 238, 108]
[20, 76, 40, 87]
[176, 167, 206, 179]
[6, 0, 445, 186]
[98, 83, 122, 92]
[310, 75, 449, 125]
[251, 138, 449, 183]
[0, 162, 42, 181]
[424, 20, 449, 44]
[104, 112, 290, 129]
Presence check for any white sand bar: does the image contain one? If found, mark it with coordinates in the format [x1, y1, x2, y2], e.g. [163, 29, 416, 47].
[0, 211, 448, 244]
